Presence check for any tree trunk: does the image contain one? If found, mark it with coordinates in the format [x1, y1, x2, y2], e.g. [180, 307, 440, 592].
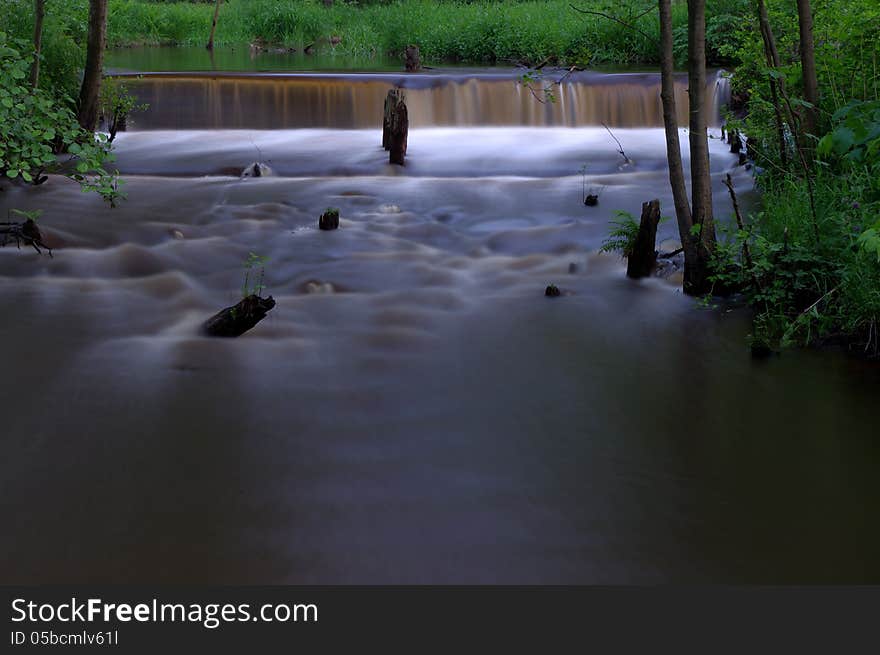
[77, 0, 108, 132]
[660, 0, 710, 295]
[658, 0, 692, 232]
[30, 0, 45, 88]
[685, 0, 716, 294]
[207, 0, 222, 51]
[796, 0, 819, 142]
[757, 0, 788, 167]
[627, 200, 661, 279]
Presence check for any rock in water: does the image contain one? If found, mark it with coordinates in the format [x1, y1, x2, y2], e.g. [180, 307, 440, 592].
[202, 295, 276, 338]
[319, 209, 340, 230]
[584, 194, 599, 206]
[545, 284, 561, 297]
[241, 162, 273, 178]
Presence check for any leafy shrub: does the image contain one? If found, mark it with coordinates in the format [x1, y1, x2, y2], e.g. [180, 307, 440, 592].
[0, 32, 122, 205]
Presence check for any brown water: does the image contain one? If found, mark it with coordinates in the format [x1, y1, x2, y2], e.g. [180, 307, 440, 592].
[1, 65, 878, 584]
[118, 70, 725, 129]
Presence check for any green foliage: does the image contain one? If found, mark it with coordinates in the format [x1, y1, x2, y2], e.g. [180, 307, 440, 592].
[3, 0, 87, 104]
[0, 32, 123, 206]
[716, 0, 880, 356]
[599, 211, 639, 258]
[858, 222, 880, 262]
[6, 0, 750, 67]
[9, 208, 43, 222]
[241, 251, 269, 298]
[99, 76, 149, 142]
[709, 170, 880, 354]
[817, 100, 880, 166]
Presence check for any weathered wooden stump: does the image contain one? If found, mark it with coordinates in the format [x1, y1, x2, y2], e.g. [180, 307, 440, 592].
[202, 294, 276, 338]
[319, 208, 339, 230]
[729, 130, 742, 155]
[584, 194, 599, 206]
[405, 45, 421, 72]
[382, 88, 401, 151]
[626, 199, 661, 279]
[389, 95, 408, 166]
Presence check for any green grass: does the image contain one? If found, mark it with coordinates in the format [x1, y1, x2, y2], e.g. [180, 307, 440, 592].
[6, 0, 748, 68]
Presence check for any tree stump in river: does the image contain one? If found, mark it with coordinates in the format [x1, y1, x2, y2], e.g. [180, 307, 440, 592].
[729, 129, 742, 155]
[202, 294, 276, 338]
[319, 208, 339, 230]
[389, 95, 408, 166]
[405, 45, 421, 72]
[382, 88, 402, 150]
[626, 199, 661, 280]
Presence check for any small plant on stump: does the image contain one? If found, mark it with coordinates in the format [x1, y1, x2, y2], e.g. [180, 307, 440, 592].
[202, 252, 275, 337]
[99, 77, 148, 144]
[579, 165, 606, 206]
[241, 251, 269, 299]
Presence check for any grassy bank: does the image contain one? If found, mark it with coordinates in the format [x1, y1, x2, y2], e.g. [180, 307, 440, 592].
[6, 0, 748, 70]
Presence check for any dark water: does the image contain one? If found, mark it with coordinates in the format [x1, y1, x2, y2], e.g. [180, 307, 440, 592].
[1, 57, 878, 584]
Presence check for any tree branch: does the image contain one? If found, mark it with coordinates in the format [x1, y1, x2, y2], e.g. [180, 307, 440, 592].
[569, 4, 657, 43]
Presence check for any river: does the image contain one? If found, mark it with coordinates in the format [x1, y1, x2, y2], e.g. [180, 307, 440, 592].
[1, 51, 878, 583]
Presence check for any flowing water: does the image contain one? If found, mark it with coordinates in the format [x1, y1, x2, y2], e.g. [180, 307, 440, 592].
[1, 55, 878, 584]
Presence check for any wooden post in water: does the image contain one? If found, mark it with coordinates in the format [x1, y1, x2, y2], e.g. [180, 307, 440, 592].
[389, 94, 408, 166]
[382, 88, 401, 150]
[626, 199, 661, 279]
[405, 45, 421, 72]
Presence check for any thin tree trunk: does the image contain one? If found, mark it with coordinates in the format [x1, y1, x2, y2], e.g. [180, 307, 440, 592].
[30, 0, 45, 89]
[796, 0, 819, 142]
[685, 0, 716, 294]
[77, 0, 108, 132]
[658, 0, 692, 243]
[757, 0, 788, 167]
[207, 0, 221, 51]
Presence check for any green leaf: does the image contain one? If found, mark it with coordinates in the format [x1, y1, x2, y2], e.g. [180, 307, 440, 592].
[832, 127, 855, 154]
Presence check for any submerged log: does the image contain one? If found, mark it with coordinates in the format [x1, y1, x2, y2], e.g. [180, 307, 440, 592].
[389, 95, 408, 166]
[405, 45, 421, 72]
[202, 294, 276, 338]
[0, 219, 52, 257]
[626, 199, 661, 279]
[382, 88, 401, 150]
